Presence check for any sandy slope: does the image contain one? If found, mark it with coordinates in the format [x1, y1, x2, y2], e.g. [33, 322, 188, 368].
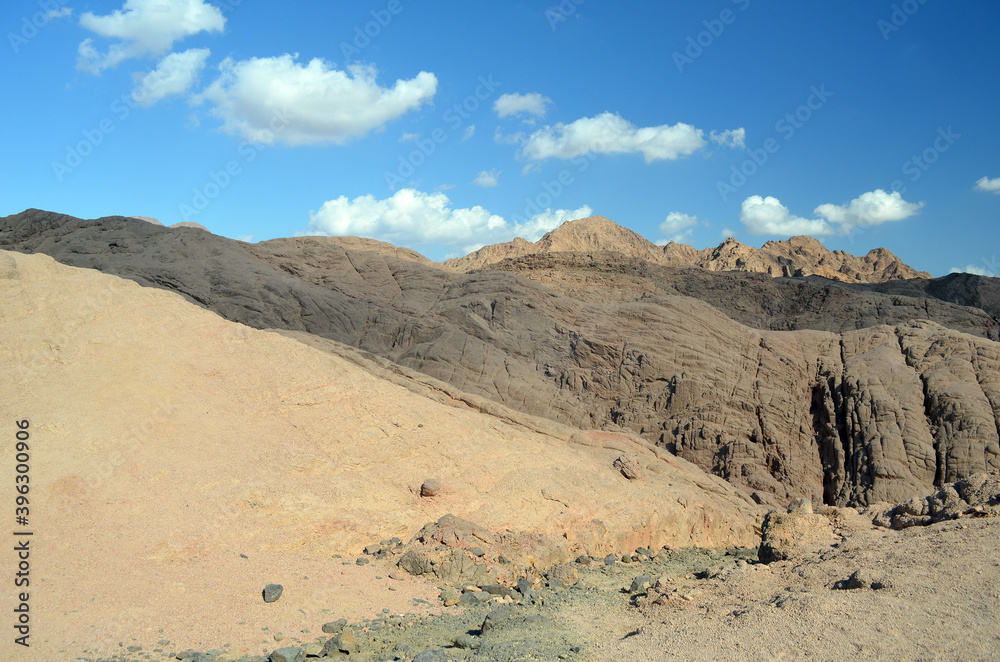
[0, 251, 759, 660]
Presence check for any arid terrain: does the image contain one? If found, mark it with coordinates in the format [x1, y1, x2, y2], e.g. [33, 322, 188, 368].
[2, 211, 999, 661]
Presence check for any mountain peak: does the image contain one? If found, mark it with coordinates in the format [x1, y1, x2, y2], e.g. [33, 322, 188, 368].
[445, 215, 929, 282]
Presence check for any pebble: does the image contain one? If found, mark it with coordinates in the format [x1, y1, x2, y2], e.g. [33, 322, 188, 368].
[262, 584, 283, 603]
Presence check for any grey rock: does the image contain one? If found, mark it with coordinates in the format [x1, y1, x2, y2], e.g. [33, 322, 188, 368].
[453, 633, 481, 650]
[629, 575, 653, 593]
[481, 583, 515, 598]
[321, 619, 347, 634]
[269, 647, 304, 662]
[321, 627, 359, 656]
[262, 584, 283, 603]
[439, 588, 461, 606]
[398, 550, 432, 576]
[420, 479, 441, 497]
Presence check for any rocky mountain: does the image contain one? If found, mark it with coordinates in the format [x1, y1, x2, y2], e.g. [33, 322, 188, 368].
[446, 215, 931, 282]
[3, 208, 999, 509]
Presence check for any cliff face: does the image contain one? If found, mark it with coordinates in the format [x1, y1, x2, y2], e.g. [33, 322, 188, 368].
[446, 216, 931, 282]
[3, 209, 997, 507]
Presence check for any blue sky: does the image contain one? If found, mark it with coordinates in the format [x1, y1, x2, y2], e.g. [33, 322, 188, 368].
[2, 0, 999, 275]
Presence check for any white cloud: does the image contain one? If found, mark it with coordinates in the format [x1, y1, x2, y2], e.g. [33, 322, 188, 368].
[305, 188, 591, 250]
[47, 7, 72, 19]
[399, 133, 420, 143]
[975, 176, 1000, 194]
[131, 47, 209, 107]
[513, 206, 594, 242]
[740, 196, 834, 236]
[951, 264, 996, 277]
[741, 189, 923, 236]
[493, 92, 552, 119]
[813, 189, 923, 232]
[472, 169, 500, 187]
[77, 0, 224, 73]
[195, 55, 437, 146]
[657, 211, 699, 243]
[710, 128, 746, 149]
[521, 112, 739, 163]
[462, 125, 476, 141]
[720, 227, 735, 239]
[660, 212, 698, 235]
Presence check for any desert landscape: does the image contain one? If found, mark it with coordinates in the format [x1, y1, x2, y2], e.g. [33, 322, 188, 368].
[4, 3, 999, 660]
[2, 210, 999, 661]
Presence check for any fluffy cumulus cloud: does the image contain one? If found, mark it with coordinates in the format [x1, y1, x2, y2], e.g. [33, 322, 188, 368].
[131, 47, 210, 106]
[741, 189, 923, 236]
[472, 169, 500, 187]
[77, 0, 225, 73]
[740, 196, 833, 236]
[975, 176, 1000, 194]
[493, 92, 552, 119]
[195, 56, 437, 146]
[655, 211, 700, 244]
[521, 112, 741, 163]
[306, 188, 590, 251]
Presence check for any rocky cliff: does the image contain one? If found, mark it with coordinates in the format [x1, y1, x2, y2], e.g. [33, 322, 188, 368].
[447, 216, 931, 282]
[3, 208, 997, 508]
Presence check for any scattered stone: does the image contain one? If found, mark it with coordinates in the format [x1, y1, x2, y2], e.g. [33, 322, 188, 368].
[301, 641, 324, 657]
[439, 588, 461, 606]
[547, 563, 579, 588]
[321, 619, 347, 635]
[273, 632, 284, 641]
[364, 544, 381, 555]
[420, 479, 441, 497]
[840, 568, 889, 591]
[630, 575, 653, 593]
[321, 627, 359, 656]
[604, 554, 618, 566]
[613, 454, 644, 480]
[453, 633, 481, 650]
[356, 557, 369, 566]
[269, 647, 304, 662]
[758, 508, 835, 564]
[481, 606, 515, 632]
[481, 583, 516, 598]
[469, 546, 486, 557]
[576, 555, 592, 565]
[262, 584, 283, 603]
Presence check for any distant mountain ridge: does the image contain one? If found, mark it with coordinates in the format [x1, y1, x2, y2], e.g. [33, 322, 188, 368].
[445, 215, 931, 283]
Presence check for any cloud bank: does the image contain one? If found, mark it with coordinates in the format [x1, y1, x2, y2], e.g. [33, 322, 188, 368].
[521, 112, 742, 163]
[306, 188, 591, 252]
[740, 189, 923, 236]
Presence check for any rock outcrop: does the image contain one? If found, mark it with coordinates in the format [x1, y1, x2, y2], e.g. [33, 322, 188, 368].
[446, 216, 931, 282]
